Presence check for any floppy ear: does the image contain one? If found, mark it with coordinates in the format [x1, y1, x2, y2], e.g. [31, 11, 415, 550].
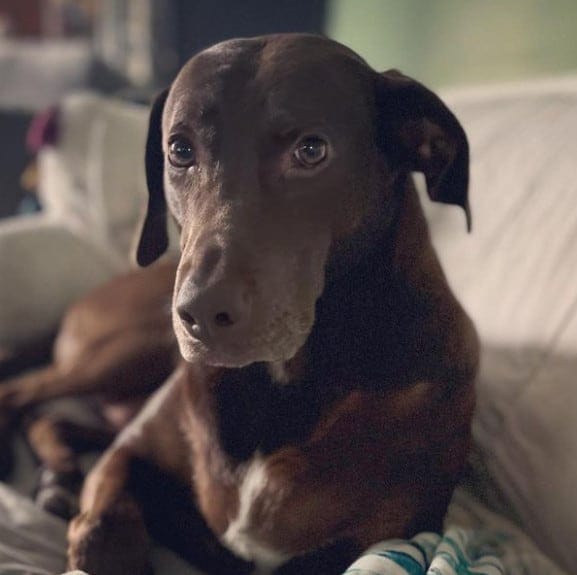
[376, 70, 471, 231]
[136, 88, 170, 266]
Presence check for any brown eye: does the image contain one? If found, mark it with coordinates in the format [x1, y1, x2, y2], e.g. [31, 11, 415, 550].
[168, 137, 195, 168]
[293, 136, 328, 168]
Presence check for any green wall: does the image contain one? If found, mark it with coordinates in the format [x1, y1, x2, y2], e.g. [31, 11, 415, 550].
[326, 0, 577, 88]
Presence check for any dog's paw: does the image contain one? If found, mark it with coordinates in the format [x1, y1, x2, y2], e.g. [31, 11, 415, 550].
[35, 467, 83, 520]
[67, 496, 152, 575]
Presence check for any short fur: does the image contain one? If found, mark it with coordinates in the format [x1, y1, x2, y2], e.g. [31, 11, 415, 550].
[67, 34, 478, 575]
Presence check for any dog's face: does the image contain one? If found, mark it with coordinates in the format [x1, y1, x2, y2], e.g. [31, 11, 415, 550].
[138, 34, 469, 368]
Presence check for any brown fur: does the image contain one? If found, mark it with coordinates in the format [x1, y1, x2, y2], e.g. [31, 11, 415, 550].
[0, 260, 179, 515]
[67, 34, 478, 575]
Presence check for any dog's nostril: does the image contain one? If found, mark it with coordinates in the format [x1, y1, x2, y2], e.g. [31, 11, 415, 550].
[214, 311, 234, 327]
[179, 309, 196, 326]
[178, 308, 203, 337]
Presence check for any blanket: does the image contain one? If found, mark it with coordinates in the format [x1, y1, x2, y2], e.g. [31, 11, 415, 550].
[345, 486, 567, 575]
[0, 479, 566, 575]
[344, 530, 505, 575]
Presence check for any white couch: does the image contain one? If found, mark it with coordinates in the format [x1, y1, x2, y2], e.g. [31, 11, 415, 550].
[432, 75, 577, 573]
[0, 93, 150, 349]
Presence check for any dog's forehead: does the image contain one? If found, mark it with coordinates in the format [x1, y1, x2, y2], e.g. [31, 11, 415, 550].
[165, 35, 374, 128]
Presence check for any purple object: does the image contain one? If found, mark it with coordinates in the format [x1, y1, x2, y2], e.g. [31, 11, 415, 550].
[26, 106, 60, 154]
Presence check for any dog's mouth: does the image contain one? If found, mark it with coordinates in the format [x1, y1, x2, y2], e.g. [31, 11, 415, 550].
[173, 308, 314, 368]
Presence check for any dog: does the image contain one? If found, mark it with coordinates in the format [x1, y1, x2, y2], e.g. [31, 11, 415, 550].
[66, 33, 479, 575]
[0, 260, 178, 516]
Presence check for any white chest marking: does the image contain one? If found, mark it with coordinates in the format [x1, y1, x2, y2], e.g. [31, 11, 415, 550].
[222, 455, 290, 573]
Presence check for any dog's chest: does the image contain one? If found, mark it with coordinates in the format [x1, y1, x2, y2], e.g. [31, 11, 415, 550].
[220, 455, 291, 571]
[184, 364, 460, 572]
[181, 374, 307, 569]
[188, 386, 421, 571]
[187, 400, 345, 570]
[201, 448, 343, 573]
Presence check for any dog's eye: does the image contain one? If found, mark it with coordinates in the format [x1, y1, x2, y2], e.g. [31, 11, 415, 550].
[293, 136, 328, 168]
[168, 137, 195, 168]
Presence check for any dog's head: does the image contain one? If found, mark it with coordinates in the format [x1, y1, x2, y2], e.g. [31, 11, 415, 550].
[137, 34, 469, 368]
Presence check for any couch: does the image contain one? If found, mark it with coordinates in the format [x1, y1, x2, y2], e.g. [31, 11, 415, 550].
[435, 75, 577, 573]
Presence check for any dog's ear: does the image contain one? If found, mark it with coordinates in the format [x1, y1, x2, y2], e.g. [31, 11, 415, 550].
[136, 88, 170, 266]
[376, 70, 471, 231]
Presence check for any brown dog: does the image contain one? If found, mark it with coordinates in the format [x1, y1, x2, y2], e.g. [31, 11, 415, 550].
[67, 34, 479, 575]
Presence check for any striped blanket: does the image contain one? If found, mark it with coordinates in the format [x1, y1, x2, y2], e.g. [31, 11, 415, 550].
[343, 485, 567, 575]
[344, 529, 504, 575]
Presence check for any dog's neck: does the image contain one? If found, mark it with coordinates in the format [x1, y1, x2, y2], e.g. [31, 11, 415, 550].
[184, 362, 332, 461]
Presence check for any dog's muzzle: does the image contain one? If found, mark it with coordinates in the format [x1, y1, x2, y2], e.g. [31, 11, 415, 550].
[176, 278, 252, 344]
[174, 275, 314, 368]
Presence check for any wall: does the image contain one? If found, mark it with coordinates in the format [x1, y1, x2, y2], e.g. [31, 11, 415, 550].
[326, 0, 577, 88]
[174, 0, 326, 66]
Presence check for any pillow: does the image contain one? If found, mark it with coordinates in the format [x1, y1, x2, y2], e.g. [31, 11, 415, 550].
[38, 93, 150, 264]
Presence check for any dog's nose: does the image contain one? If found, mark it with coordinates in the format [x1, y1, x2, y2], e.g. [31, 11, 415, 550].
[176, 280, 252, 342]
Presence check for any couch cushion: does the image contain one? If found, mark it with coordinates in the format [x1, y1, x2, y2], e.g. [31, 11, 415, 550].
[426, 77, 577, 571]
[37, 93, 150, 264]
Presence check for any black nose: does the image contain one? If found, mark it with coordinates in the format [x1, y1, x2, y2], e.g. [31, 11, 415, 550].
[176, 280, 251, 342]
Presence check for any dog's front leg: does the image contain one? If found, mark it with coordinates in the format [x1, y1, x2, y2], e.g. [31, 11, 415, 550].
[67, 372, 188, 575]
[68, 367, 253, 575]
[67, 444, 152, 575]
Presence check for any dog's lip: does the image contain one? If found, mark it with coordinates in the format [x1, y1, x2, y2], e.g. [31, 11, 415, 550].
[184, 341, 288, 368]
[175, 323, 304, 368]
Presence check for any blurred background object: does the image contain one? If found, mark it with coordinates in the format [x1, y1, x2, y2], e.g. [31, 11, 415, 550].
[0, 0, 327, 217]
[327, 0, 577, 87]
[0, 0, 576, 217]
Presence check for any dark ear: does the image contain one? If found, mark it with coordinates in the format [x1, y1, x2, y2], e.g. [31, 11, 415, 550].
[136, 88, 170, 266]
[376, 70, 471, 231]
